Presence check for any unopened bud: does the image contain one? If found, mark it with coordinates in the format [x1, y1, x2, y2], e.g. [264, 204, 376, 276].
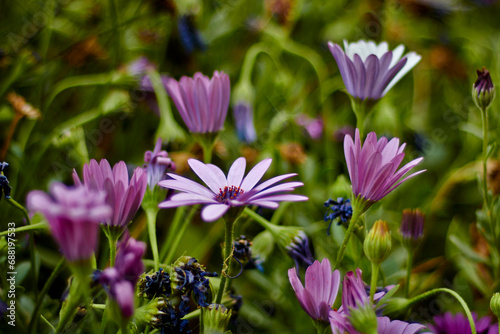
[204, 304, 232, 334]
[348, 303, 378, 334]
[491, 293, 500, 319]
[363, 220, 391, 264]
[473, 67, 495, 111]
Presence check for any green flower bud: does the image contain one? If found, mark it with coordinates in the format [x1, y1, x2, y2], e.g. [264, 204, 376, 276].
[364, 220, 392, 265]
[491, 293, 500, 319]
[133, 297, 166, 325]
[204, 304, 232, 334]
[473, 67, 495, 111]
[349, 303, 378, 334]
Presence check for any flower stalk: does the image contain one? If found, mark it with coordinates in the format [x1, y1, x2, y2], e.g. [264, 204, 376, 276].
[215, 216, 237, 304]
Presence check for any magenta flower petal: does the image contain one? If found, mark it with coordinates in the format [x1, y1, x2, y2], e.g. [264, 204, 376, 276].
[344, 129, 425, 203]
[289, 258, 341, 322]
[27, 183, 111, 262]
[73, 159, 147, 228]
[159, 157, 307, 222]
[377, 317, 425, 334]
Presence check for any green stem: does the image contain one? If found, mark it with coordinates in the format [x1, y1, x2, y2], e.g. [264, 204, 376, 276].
[28, 257, 65, 334]
[480, 107, 495, 244]
[408, 288, 476, 334]
[161, 206, 187, 259]
[334, 209, 362, 269]
[119, 319, 129, 334]
[0, 222, 47, 236]
[163, 206, 198, 265]
[352, 99, 367, 138]
[405, 249, 413, 298]
[215, 218, 235, 304]
[40, 314, 56, 333]
[312, 320, 329, 334]
[370, 262, 379, 303]
[146, 207, 160, 271]
[5, 197, 38, 297]
[56, 277, 82, 332]
[200, 307, 205, 334]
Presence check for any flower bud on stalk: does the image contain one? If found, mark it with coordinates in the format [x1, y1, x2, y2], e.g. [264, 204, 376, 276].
[349, 303, 378, 334]
[491, 293, 500, 320]
[473, 67, 495, 111]
[364, 220, 392, 265]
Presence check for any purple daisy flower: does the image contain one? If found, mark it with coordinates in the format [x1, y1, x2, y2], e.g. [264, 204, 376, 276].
[158, 157, 308, 222]
[328, 40, 421, 101]
[344, 129, 425, 205]
[296, 114, 323, 140]
[144, 138, 176, 189]
[73, 159, 147, 228]
[165, 71, 230, 133]
[426, 312, 498, 334]
[288, 258, 341, 322]
[27, 183, 112, 262]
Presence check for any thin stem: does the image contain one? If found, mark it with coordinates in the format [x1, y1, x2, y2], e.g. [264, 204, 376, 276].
[5, 197, 38, 296]
[369, 262, 379, 303]
[405, 249, 413, 298]
[480, 107, 496, 243]
[334, 209, 362, 269]
[108, 233, 118, 267]
[161, 206, 187, 259]
[200, 307, 205, 334]
[146, 207, 160, 271]
[408, 288, 476, 334]
[163, 206, 198, 265]
[352, 99, 367, 138]
[215, 218, 235, 304]
[0, 222, 47, 236]
[119, 319, 129, 334]
[41, 314, 56, 333]
[29, 257, 65, 334]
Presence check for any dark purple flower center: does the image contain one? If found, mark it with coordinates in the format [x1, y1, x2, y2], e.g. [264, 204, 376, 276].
[215, 185, 244, 204]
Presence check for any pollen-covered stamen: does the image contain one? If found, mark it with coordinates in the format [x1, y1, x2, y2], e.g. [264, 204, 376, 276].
[215, 185, 244, 204]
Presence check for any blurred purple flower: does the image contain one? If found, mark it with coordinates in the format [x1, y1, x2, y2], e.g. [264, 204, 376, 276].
[95, 233, 146, 318]
[144, 138, 176, 189]
[27, 183, 111, 261]
[296, 114, 323, 140]
[233, 101, 257, 143]
[165, 71, 230, 133]
[73, 159, 147, 228]
[126, 56, 156, 78]
[344, 129, 425, 204]
[328, 40, 421, 101]
[426, 312, 498, 334]
[286, 231, 315, 271]
[158, 157, 308, 222]
[288, 258, 341, 322]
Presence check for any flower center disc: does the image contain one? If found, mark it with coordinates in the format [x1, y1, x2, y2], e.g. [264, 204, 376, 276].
[215, 185, 244, 204]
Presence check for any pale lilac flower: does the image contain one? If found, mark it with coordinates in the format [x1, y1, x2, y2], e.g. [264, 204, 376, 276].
[158, 157, 308, 222]
[344, 129, 425, 203]
[144, 138, 176, 189]
[296, 114, 323, 140]
[233, 101, 257, 143]
[288, 258, 341, 322]
[342, 268, 369, 312]
[378, 317, 425, 334]
[426, 312, 498, 334]
[165, 71, 230, 133]
[126, 56, 156, 78]
[328, 40, 421, 100]
[27, 183, 111, 261]
[73, 159, 147, 228]
[95, 233, 146, 318]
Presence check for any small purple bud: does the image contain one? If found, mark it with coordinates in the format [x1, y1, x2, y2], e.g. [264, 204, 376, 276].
[473, 67, 495, 111]
[400, 209, 425, 246]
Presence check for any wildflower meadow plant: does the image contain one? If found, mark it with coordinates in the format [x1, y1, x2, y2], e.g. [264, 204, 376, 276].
[4, 2, 500, 334]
